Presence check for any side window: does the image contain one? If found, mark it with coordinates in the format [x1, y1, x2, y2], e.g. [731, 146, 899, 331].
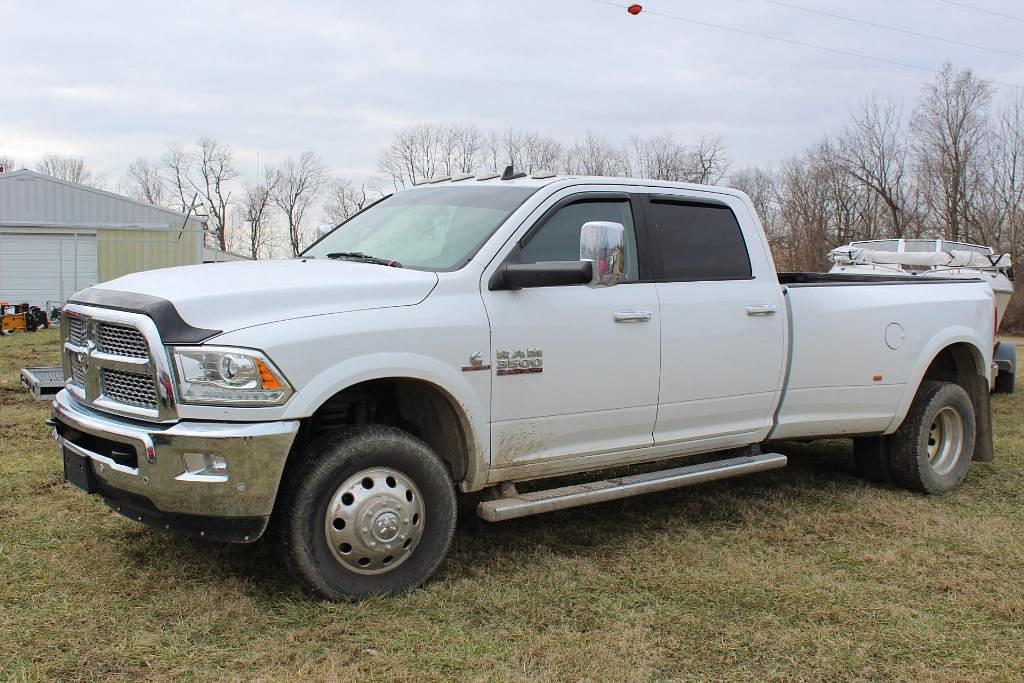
[519, 199, 639, 281]
[646, 200, 752, 281]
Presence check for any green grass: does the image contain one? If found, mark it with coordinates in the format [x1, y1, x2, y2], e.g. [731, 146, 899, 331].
[2, 329, 1023, 680]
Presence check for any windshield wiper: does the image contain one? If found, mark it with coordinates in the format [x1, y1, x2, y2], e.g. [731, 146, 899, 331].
[326, 252, 403, 268]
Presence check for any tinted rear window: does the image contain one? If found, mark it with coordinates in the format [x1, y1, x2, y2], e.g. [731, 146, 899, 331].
[646, 200, 752, 280]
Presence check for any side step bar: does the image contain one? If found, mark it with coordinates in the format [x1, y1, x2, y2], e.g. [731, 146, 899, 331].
[477, 453, 788, 522]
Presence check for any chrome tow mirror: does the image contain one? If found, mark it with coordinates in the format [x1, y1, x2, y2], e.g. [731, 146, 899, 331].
[580, 221, 626, 286]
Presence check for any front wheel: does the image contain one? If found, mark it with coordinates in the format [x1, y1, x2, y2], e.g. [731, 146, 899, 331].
[278, 425, 457, 600]
[886, 381, 975, 494]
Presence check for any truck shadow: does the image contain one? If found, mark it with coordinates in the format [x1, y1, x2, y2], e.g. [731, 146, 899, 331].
[117, 440, 883, 600]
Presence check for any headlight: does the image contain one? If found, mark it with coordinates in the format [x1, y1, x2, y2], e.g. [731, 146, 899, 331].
[171, 346, 293, 406]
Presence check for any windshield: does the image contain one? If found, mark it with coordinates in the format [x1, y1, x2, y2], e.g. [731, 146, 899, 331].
[303, 185, 538, 270]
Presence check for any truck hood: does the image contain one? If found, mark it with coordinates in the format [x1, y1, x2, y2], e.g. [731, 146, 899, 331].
[78, 259, 439, 335]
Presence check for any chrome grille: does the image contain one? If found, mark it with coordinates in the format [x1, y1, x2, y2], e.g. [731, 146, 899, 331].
[61, 306, 168, 420]
[97, 323, 148, 358]
[100, 368, 158, 409]
[68, 315, 86, 345]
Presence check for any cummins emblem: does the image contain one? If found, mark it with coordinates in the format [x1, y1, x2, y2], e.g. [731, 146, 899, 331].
[496, 348, 543, 376]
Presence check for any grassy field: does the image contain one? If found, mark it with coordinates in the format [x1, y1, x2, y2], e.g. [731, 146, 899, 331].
[2, 329, 1023, 681]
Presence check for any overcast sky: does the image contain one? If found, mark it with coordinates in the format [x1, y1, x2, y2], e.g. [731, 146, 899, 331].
[3, 0, 1024, 185]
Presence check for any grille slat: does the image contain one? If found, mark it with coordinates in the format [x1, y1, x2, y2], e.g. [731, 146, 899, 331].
[97, 323, 148, 358]
[100, 368, 158, 410]
[70, 357, 87, 386]
[68, 316, 86, 346]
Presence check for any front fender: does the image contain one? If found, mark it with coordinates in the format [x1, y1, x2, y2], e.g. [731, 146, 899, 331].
[281, 352, 490, 490]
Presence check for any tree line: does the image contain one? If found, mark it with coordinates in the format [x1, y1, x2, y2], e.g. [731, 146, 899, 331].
[0, 127, 729, 260]
[731, 63, 1024, 329]
[3, 63, 1021, 328]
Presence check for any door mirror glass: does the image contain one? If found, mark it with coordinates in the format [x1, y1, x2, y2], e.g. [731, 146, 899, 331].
[580, 221, 626, 286]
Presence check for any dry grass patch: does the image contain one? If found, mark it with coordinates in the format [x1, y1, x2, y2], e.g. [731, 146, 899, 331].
[2, 329, 1023, 680]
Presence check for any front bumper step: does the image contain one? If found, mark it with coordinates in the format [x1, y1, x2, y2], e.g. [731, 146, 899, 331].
[477, 453, 788, 522]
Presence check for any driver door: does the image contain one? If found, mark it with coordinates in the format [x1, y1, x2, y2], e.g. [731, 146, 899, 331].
[482, 192, 661, 472]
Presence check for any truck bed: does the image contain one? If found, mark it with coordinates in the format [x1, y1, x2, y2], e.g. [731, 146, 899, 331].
[770, 274, 994, 441]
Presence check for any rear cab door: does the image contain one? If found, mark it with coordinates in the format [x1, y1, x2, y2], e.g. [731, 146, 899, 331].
[639, 188, 788, 448]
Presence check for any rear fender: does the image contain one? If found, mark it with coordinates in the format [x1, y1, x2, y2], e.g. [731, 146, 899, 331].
[883, 327, 990, 436]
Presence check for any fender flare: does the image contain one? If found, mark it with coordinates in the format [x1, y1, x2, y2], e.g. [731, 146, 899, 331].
[883, 326, 990, 435]
[281, 352, 490, 490]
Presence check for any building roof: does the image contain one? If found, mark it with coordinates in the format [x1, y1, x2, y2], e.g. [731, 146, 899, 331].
[203, 246, 252, 262]
[0, 169, 203, 230]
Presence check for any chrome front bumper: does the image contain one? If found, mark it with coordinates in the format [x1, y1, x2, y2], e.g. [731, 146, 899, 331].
[52, 389, 299, 526]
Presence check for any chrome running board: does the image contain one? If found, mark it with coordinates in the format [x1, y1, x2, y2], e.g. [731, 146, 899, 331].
[476, 453, 788, 522]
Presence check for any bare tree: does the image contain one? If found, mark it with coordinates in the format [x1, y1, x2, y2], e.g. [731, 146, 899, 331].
[324, 178, 379, 224]
[839, 94, 917, 238]
[438, 124, 484, 176]
[189, 137, 239, 251]
[482, 129, 563, 173]
[562, 131, 630, 176]
[122, 157, 167, 207]
[237, 171, 278, 260]
[627, 133, 730, 183]
[0, 155, 17, 173]
[627, 133, 691, 181]
[911, 63, 994, 242]
[271, 151, 328, 255]
[377, 123, 484, 189]
[983, 94, 1024, 329]
[688, 135, 730, 184]
[730, 165, 783, 253]
[35, 154, 105, 188]
[160, 143, 194, 215]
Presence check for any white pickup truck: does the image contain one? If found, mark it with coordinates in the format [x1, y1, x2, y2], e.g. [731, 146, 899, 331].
[52, 173, 997, 600]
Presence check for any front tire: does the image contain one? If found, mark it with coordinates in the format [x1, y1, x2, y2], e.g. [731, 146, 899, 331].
[886, 381, 975, 494]
[279, 425, 457, 600]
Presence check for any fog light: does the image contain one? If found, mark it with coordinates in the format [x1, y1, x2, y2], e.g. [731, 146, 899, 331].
[179, 452, 229, 481]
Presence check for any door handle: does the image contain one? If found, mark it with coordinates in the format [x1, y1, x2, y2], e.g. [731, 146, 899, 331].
[746, 304, 778, 316]
[614, 310, 653, 323]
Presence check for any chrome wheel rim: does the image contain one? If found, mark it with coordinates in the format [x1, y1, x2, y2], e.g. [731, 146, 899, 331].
[927, 406, 964, 476]
[324, 467, 425, 575]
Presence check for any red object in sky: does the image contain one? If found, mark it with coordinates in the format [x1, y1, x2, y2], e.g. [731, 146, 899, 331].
[627, 4, 642, 15]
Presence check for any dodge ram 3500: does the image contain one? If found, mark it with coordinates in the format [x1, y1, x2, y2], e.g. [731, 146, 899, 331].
[52, 173, 997, 600]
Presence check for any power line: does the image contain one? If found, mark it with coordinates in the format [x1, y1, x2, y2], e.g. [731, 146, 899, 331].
[933, 0, 1024, 23]
[585, 0, 1024, 90]
[760, 0, 1024, 60]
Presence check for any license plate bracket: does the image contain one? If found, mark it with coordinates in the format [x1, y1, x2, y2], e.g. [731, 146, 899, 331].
[63, 448, 97, 494]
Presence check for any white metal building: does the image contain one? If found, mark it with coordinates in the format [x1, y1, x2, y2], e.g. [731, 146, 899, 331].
[0, 170, 206, 307]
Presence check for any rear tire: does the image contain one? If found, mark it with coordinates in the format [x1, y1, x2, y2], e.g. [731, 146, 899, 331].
[886, 381, 975, 494]
[278, 425, 457, 600]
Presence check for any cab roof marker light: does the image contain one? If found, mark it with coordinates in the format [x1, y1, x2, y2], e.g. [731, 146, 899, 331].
[476, 171, 500, 181]
[501, 165, 527, 180]
[429, 175, 452, 183]
[450, 172, 474, 182]
[412, 178, 430, 186]
[531, 169, 557, 179]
